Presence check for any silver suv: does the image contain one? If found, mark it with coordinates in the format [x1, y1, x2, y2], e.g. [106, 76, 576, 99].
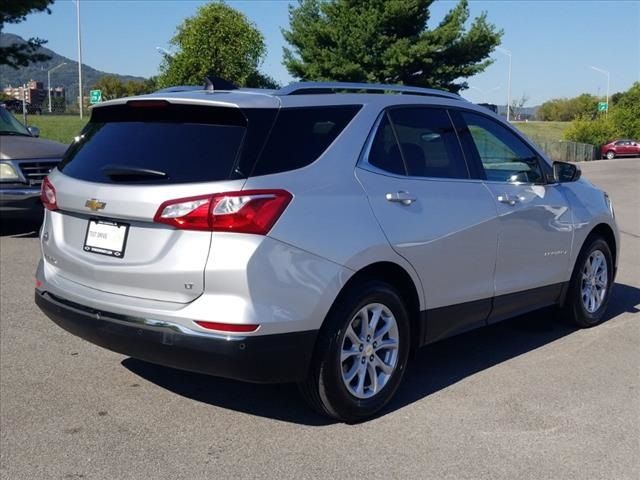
[35, 82, 619, 422]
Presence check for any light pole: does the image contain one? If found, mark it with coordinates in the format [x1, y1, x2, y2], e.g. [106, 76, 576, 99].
[72, 0, 83, 119]
[496, 47, 512, 121]
[469, 85, 501, 103]
[22, 84, 27, 125]
[589, 65, 610, 117]
[156, 46, 174, 58]
[47, 62, 66, 113]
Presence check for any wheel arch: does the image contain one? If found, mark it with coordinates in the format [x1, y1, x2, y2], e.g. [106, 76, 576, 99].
[585, 223, 617, 268]
[321, 261, 423, 353]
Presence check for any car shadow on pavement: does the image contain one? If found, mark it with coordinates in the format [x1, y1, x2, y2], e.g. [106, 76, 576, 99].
[0, 218, 41, 237]
[122, 282, 640, 426]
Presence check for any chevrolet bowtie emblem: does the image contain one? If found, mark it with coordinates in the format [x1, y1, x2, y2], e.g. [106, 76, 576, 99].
[85, 199, 106, 211]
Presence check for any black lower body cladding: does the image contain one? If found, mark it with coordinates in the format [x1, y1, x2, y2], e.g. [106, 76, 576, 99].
[35, 291, 317, 384]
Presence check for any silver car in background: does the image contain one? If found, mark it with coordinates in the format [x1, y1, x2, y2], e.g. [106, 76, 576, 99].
[35, 82, 619, 422]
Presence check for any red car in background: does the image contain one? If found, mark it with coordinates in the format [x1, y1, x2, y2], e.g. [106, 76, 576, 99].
[601, 139, 640, 159]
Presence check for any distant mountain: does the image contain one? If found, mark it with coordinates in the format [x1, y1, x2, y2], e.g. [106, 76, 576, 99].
[0, 33, 146, 103]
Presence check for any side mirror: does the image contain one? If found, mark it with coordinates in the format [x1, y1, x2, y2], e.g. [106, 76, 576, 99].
[552, 161, 581, 183]
[27, 126, 40, 137]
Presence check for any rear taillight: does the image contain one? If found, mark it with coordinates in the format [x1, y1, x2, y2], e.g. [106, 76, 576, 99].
[41, 177, 58, 211]
[153, 189, 292, 234]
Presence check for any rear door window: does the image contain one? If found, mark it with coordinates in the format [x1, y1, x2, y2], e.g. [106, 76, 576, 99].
[387, 107, 469, 179]
[251, 105, 361, 176]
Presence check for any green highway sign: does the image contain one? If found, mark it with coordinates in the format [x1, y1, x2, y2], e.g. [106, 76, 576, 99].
[89, 89, 102, 104]
[598, 102, 608, 112]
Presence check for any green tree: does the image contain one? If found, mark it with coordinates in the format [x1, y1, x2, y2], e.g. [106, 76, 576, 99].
[564, 82, 640, 146]
[537, 94, 599, 121]
[571, 93, 598, 119]
[0, 0, 54, 68]
[564, 116, 619, 147]
[282, 0, 502, 92]
[123, 79, 152, 97]
[245, 71, 280, 89]
[92, 76, 156, 100]
[158, 2, 267, 88]
[43, 95, 65, 113]
[143, 76, 158, 92]
[92, 76, 127, 100]
[610, 82, 640, 140]
[610, 91, 624, 107]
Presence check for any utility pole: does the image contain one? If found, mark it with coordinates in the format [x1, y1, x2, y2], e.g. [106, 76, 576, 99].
[590, 66, 610, 118]
[75, 0, 83, 119]
[48, 62, 66, 114]
[22, 84, 27, 125]
[496, 47, 512, 121]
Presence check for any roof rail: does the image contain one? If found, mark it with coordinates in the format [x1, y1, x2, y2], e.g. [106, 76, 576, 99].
[277, 82, 462, 100]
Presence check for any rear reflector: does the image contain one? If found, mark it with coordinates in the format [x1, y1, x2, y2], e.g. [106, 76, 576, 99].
[40, 177, 58, 211]
[35, 279, 42, 289]
[194, 321, 259, 333]
[154, 189, 292, 234]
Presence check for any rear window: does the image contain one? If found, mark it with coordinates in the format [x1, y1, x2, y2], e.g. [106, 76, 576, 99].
[59, 103, 251, 184]
[58, 102, 360, 184]
[251, 105, 361, 176]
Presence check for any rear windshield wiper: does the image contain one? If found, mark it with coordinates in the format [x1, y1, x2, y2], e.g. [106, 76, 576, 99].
[102, 164, 168, 180]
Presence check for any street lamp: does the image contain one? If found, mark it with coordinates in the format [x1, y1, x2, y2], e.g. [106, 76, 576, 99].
[589, 65, 610, 117]
[469, 85, 501, 104]
[72, 0, 83, 119]
[496, 47, 512, 121]
[47, 62, 66, 113]
[155, 46, 174, 58]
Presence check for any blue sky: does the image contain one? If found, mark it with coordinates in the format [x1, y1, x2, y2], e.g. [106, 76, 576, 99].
[6, 0, 640, 105]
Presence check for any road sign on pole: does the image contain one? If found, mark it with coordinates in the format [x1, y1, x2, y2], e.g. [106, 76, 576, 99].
[89, 89, 102, 104]
[598, 102, 608, 112]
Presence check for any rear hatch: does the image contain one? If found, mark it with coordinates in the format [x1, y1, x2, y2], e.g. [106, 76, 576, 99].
[43, 99, 277, 303]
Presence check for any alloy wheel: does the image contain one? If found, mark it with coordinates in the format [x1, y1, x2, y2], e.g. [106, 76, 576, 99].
[580, 249, 608, 313]
[340, 303, 400, 399]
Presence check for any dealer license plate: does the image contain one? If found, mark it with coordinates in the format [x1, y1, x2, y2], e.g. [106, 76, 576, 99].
[83, 218, 129, 258]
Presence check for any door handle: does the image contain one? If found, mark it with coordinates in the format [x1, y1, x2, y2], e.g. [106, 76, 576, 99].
[386, 191, 416, 206]
[497, 194, 520, 206]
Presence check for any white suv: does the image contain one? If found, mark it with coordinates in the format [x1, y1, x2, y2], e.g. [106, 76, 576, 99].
[35, 82, 619, 422]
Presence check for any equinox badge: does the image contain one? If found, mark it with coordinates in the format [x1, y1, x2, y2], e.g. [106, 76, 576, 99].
[85, 199, 106, 211]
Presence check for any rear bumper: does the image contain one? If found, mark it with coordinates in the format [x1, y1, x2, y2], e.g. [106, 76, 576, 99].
[35, 290, 317, 384]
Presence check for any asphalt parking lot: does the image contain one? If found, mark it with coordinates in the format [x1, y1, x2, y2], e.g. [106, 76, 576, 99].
[1, 158, 638, 480]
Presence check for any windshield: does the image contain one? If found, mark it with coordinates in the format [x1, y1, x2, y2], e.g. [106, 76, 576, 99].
[0, 107, 30, 136]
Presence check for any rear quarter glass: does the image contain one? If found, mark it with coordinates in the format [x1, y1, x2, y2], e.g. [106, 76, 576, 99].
[250, 105, 362, 176]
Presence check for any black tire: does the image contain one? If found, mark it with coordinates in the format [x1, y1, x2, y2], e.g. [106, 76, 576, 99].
[561, 236, 614, 328]
[606, 150, 615, 160]
[299, 280, 410, 423]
